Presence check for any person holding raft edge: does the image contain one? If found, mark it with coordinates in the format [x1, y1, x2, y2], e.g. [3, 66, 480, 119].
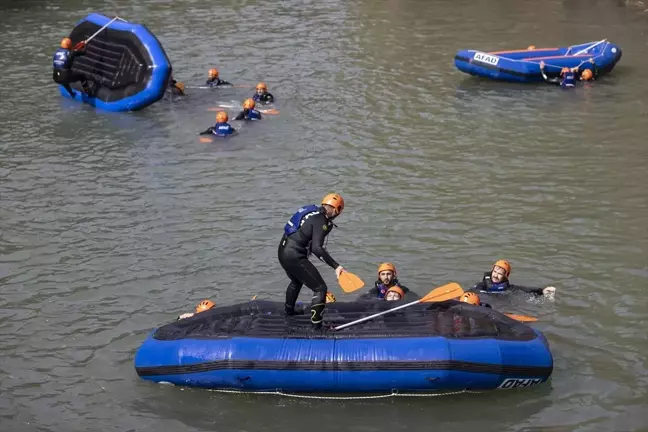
[540, 60, 596, 87]
[357, 263, 415, 301]
[470, 259, 556, 298]
[53, 38, 90, 98]
[278, 193, 346, 329]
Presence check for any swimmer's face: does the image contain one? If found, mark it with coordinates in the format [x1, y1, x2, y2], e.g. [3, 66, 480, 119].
[256, 88, 265, 95]
[491, 266, 507, 283]
[379, 271, 395, 285]
[385, 291, 402, 301]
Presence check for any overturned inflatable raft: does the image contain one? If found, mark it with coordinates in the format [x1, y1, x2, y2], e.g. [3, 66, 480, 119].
[134, 300, 553, 393]
[60, 13, 172, 111]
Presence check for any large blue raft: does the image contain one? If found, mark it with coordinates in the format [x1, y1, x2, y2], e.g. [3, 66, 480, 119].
[134, 300, 553, 393]
[454, 39, 622, 83]
[58, 14, 172, 111]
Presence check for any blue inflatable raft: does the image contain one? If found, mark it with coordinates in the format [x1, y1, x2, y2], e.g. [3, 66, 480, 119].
[134, 300, 553, 393]
[58, 14, 172, 111]
[454, 39, 622, 83]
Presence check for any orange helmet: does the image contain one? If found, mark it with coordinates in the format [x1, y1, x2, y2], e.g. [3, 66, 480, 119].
[321, 193, 344, 214]
[61, 38, 72, 49]
[460, 292, 480, 305]
[243, 98, 255, 110]
[208, 68, 219, 78]
[216, 111, 228, 123]
[326, 292, 336, 303]
[581, 69, 593, 81]
[256, 82, 267, 92]
[195, 299, 215, 313]
[377, 262, 397, 276]
[386, 286, 405, 300]
[493, 259, 511, 277]
[560, 67, 570, 76]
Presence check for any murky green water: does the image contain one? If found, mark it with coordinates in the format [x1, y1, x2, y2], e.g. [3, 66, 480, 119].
[1, 0, 647, 431]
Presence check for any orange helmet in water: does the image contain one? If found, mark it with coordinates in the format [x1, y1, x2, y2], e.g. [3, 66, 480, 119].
[208, 68, 219, 78]
[460, 292, 480, 305]
[61, 38, 72, 49]
[243, 98, 255, 110]
[386, 286, 405, 300]
[216, 111, 228, 123]
[377, 262, 397, 276]
[560, 67, 570, 76]
[195, 299, 215, 313]
[256, 82, 267, 92]
[581, 69, 593, 81]
[321, 193, 344, 214]
[493, 259, 511, 277]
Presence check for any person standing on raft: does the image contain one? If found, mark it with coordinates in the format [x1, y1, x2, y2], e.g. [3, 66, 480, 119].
[470, 259, 556, 298]
[278, 193, 346, 329]
[206, 68, 232, 87]
[53, 37, 90, 98]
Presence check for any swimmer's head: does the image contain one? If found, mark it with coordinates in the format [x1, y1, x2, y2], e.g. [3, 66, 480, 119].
[491, 259, 511, 283]
[256, 82, 267, 95]
[581, 69, 593, 81]
[61, 38, 72, 49]
[208, 68, 219, 79]
[216, 111, 228, 123]
[385, 286, 404, 301]
[243, 98, 255, 110]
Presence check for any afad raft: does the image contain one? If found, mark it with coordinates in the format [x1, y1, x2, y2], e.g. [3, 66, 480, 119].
[59, 14, 172, 111]
[454, 39, 622, 83]
[134, 300, 553, 393]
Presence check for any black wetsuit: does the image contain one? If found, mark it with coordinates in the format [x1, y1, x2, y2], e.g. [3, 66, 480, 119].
[278, 206, 337, 328]
[253, 92, 274, 103]
[169, 79, 184, 96]
[52, 47, 88, 97]
[206, 78, 231, 87]
[470, 272, 544, 295]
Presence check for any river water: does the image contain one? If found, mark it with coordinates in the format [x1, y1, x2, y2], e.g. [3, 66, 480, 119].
[1, 0, 647, 431]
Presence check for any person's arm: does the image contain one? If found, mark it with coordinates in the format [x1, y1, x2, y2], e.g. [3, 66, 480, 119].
[309, 215, 339, 269]
[199, 127, 214, 135]
[234, 111, 245, 121]
[220, 79, 232, 86]
[265, 93, 275, 102]
[539, 62, 561, 85]
[508, 284, 544, 296]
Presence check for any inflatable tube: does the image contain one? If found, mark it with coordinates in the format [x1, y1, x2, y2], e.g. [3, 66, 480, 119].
[59, 13, 172, 111]
[454, 40, 622, 83]
[134, 300, 553, 393]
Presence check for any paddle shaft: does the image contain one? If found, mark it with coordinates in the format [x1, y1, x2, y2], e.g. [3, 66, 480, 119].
[334, 299, 421, 331]
[85, 17, 120, 44]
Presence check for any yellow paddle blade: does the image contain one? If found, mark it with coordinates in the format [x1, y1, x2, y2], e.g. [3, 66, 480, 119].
[199, 137, 212, 143]
[504, 313, 538, 323]
[338, 272, 365, 293]
[421, 283, 464, 303]
[260, 109, 280, 115]
[207, 107, 219, 112]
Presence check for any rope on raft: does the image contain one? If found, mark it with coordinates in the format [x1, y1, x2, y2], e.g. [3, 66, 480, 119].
[202, 388, 484, 399]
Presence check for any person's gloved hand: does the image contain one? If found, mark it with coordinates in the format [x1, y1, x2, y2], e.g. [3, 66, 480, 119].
[543, 286, 556, 300]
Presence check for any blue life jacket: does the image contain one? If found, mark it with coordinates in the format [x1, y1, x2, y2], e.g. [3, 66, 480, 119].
[244, 109, 262, 120]
[284, 205, 320, 236]
[212, 122, 235, 136]
[53, 48, 71, 69]
[561, 72, 576, 88]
